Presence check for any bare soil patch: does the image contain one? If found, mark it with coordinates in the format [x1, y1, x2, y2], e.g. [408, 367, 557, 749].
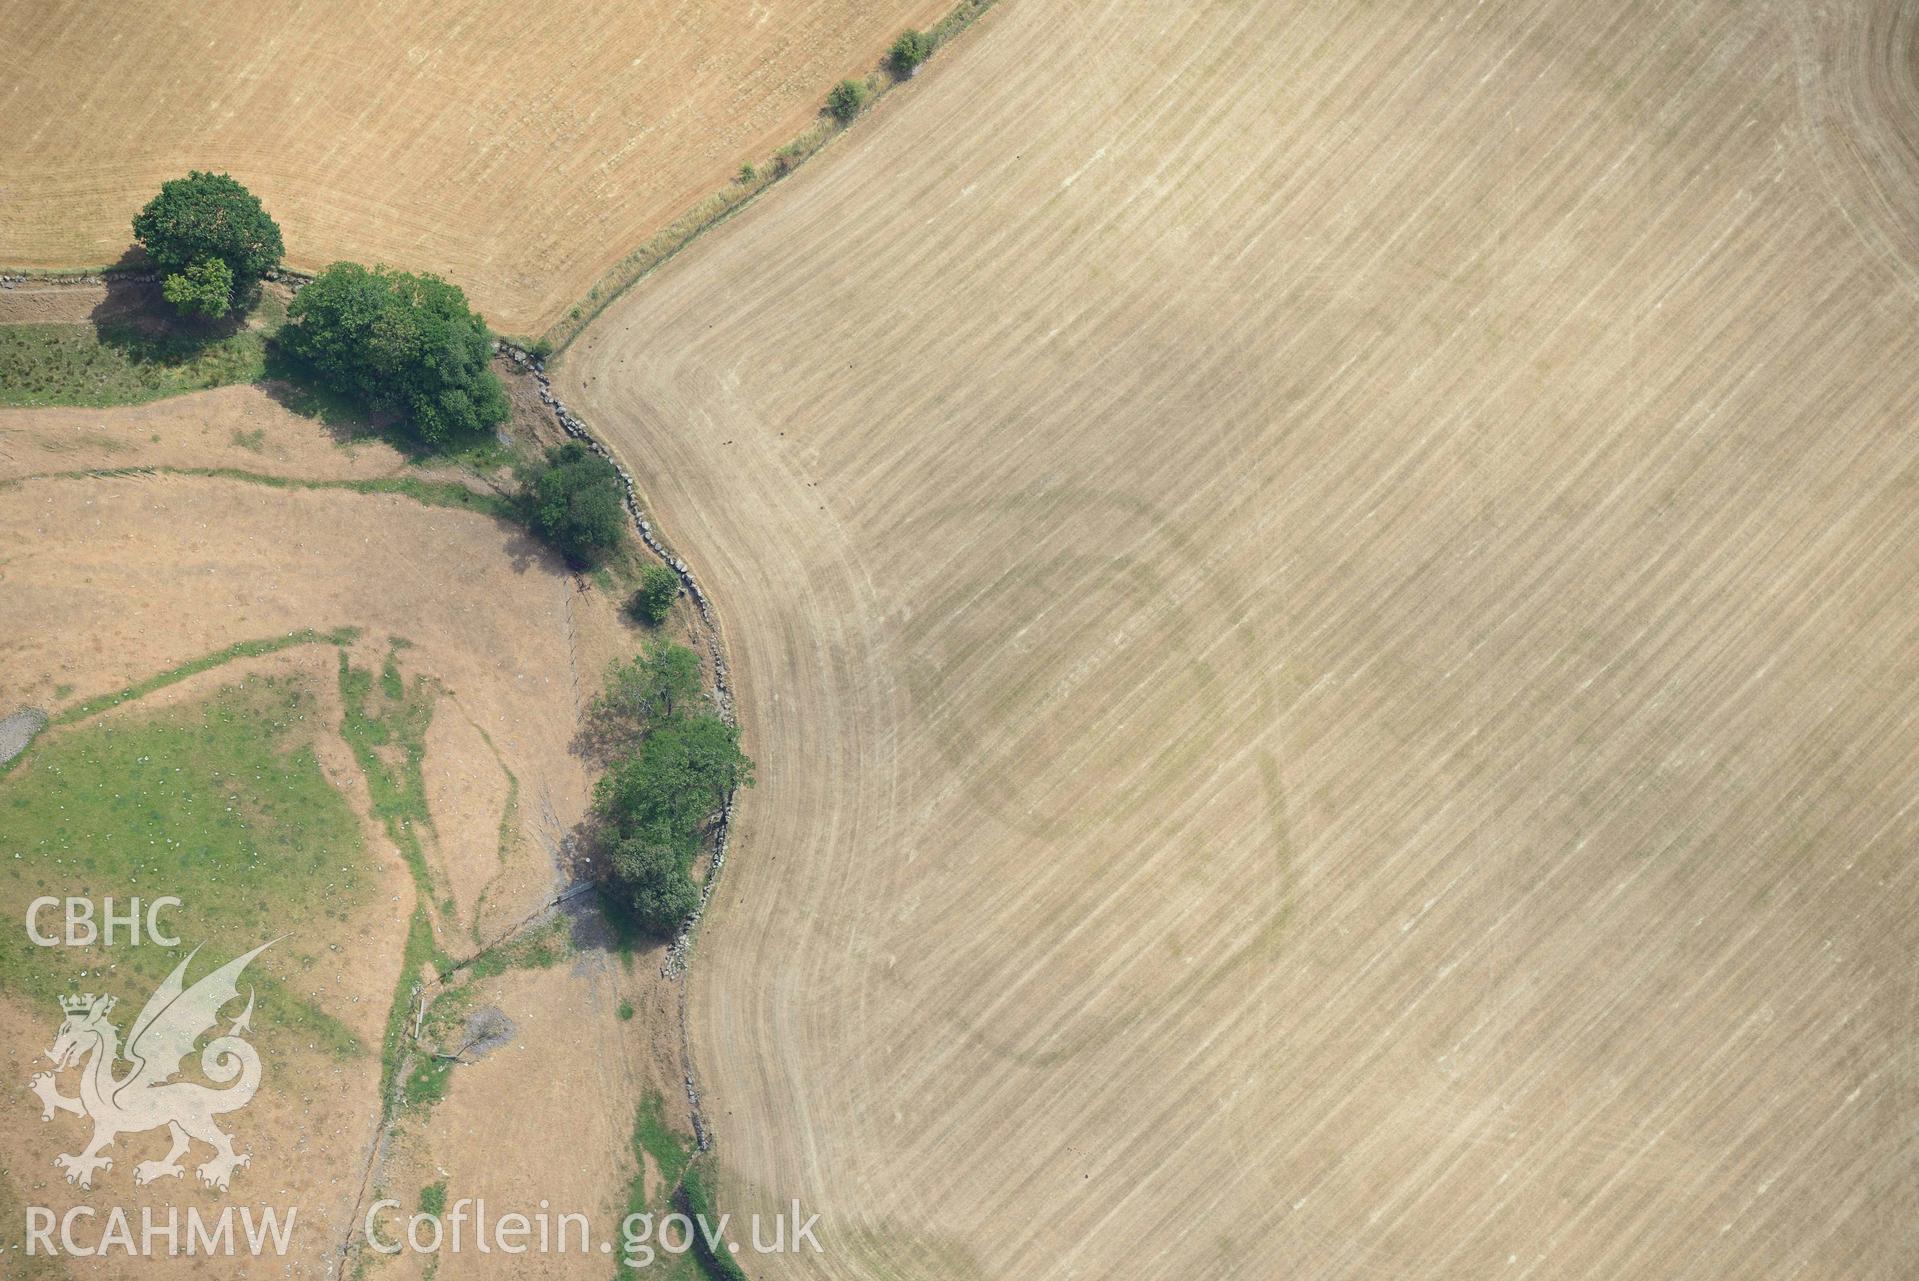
[0, 283, 128, 326]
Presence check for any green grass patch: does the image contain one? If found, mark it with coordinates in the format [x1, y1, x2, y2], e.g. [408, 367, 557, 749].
[338, 645, 439, 898]
[418, 1180, 448, 1280]
[616, 1090, 707, 1281]
[184, 468, 516, 518]
[378, 905, 444, 1115]
[404, 1050, 456, 1113]
[54, 627, 358, 726]
[473, 757, 522, 941]
[419, 1179, 448, 1218]
[399, 981, 475, 1115]
[0, 675, 368, 1058]
[632, 1089, 693, 1192]
[0, 320, 268, 408]
[680, 1160, 750, 1281]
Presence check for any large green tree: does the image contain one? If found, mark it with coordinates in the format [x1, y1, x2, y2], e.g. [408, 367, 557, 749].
[628, 563, 681, 626]
[587, 640, 753, 938]
[607, 830, 701, 937]
[595, 714, 751, 842]
[528, 442, 627, 568]
[280, 262, 509, 445]
[133, 172, 283, 317]
[591, 640, 703, 740]
[889, 29, 931, 77]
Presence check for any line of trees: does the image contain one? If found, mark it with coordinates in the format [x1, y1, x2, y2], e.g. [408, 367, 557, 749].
[130, 172, 641, 572]
[131, 178, 748, 938]
[589, 641, 753, 937]
[132, 172, 508, 448]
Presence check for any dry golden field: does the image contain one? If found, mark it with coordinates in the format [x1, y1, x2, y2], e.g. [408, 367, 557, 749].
[560, 1, 1919, 1278]
[0, 0, 947, 334]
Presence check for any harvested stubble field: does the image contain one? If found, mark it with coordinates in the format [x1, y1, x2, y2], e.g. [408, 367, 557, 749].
[561, 0, 1919, 1278]
[0, 0, 949, 334]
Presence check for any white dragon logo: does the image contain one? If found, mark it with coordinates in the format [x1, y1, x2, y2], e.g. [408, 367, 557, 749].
[26, 940, 275, 1192]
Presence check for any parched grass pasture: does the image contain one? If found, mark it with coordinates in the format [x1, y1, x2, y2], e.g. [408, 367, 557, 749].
[561, 1, 1919, 1278]
[0, 0, 951, 335]
[0, 280, 288, 409]
[0, 386, 682, 1274]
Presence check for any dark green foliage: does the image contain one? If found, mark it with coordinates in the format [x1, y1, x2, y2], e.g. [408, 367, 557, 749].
[586, 638, 702, 756]
[161, 256, 236, 319]
[132, 172, 284, 309]
[607, 831, 700, 936]
[589, 641, 753, 938]
[889, 29, 932, 77]
[680, 1160, 751, 1281]
[628, 563, 680, 626]
[596, 715, 751, 843]
[525, 441, 628, 568]
[827, 78, 870, 122]
[279, 262, 509, 446]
